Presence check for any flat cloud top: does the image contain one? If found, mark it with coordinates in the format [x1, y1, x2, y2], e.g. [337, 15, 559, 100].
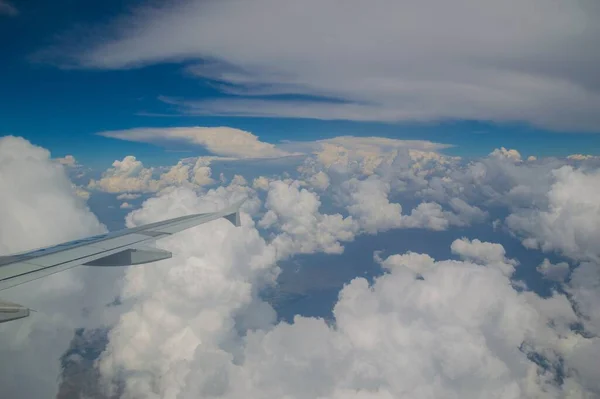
[43, 0, 600, 131]
[99, 127, 294, 159]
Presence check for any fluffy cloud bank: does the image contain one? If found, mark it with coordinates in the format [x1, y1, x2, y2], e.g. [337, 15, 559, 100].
[98, 186, 279, 398]
[45, 0, 600, 132]
[88, 155, 216, 193]
[0, 136, 110, 399]
[0, 136, 104, 253]
[4, 134, 600, 398]
[224, 239, 586, 399]
[507, 166, 600, 262]
[91, 139, 600, 397]
[97, 182, 598, 398]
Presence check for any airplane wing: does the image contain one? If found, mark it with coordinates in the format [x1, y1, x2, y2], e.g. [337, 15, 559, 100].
[0, 198, 245, 323]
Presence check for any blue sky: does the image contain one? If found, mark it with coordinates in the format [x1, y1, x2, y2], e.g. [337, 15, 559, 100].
[2, 0, 600, 169]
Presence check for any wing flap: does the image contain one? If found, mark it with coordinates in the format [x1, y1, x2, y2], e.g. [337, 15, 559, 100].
[84, 246, 172, 267]
[86, 234, 158, 251]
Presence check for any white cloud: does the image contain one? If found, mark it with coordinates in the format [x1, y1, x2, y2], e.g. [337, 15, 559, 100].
[116, 192, 141, 200]
[47, 0, 600, 132]
[341, 176, 403, 233]
[0, 0, 17, 16]
[120, 202, 133, 209]
[97, 186, 279, 398]
[296, 136, 451, 177]
[98, 127, 294, 159]
[0, 136, 113, 399]
[252, 176, 271, 191]
[259, 180, 357, 257]
[73, 185, 91, 200]
[98, 229, 599, 397]
[489, 147, 523, 162]
[507, 166, 600, 262]
[451, 238, 518, 276]
[0, 136, 590, 397]
[7, 135, 600, 397]
[305, 170, 330, 190]
[400, 202, 452, 231]
[56, 154, 79, 167]
[88, 155, 217, 193]
[88, 155, 154, 193]
[419, 148, 565, 210]
[567, 154, 596, 161]
[340, 176, 485, 234]
[0, 137, 105, 254]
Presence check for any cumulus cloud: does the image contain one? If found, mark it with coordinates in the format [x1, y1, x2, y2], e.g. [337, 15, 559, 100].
[73, 185, 91, 200]
[88, 155, 154, 193]
[56, 154, 79, 167]
[88, 155, 217, 193]
[296, 136, 452, 177]
[252, 176, 270, 191]
[0, 136, 112, 399]
[116, 193, 141, 200]
[97, 186, 279, 398]
[418, 148, 564, 210]
[7, 134, 600, 398]
[98, 127, 294, 159]
[507, 166, 600, 261]
[97, 226, 599, 397]
[490, 147, 523, 162]
[119, 202, 133, 209]
[44, 0, 600, 132]
[304, 170, 330, 190]
[259, 180, 357, 257]
[0, 137, 104, 253]
[339, 175, 486, 234]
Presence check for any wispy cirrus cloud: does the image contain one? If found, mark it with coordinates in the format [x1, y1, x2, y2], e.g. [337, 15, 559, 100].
[40, 0, 600, 132]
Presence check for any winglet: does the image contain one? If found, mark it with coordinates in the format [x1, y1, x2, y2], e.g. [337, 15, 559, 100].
[223, 198, 246, 227]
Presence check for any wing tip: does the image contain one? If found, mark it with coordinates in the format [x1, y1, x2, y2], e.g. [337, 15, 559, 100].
[223, 197, 246, 227]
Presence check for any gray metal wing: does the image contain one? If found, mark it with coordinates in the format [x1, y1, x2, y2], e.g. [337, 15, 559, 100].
[0, 199, 245, 323]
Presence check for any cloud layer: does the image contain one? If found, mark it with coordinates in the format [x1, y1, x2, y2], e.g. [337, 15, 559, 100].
[4, 134, 600, 397]
[46, 0, 600, 131]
